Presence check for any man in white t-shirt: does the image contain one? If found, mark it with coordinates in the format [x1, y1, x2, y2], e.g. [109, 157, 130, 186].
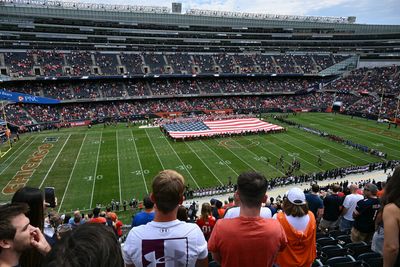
[123, 170, 208, 267]
[224, 206, 272, 219]
[340, 184, 364, 232]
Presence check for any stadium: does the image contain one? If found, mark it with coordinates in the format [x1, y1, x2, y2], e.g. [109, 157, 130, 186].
[0, 0, 399, 265]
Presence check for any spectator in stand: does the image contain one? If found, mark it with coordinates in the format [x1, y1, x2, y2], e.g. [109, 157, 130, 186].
[208, 171, 287, 267]
[108, 213, 123, 238]
[382, 166, 400, 267]
[275, 187, 316, 267]
[196, 203, 216, 241]
[215, 200, 225, 219]
[123, 170, 208, 267]
[340, 184, 364, 232]
[223, 196, 235, 209]
[351, 183, 381, 242]
[177, 205, 189, 222]
[210, 198, 221, 220]
[0, 203, 51, 267]
[224, 195, 272, 219]
[319, 184, 343, 232]
[45, 223, 123, 267]
[305, 184, 324, 224]
[131, 195, 155, 227]
[68, 210, 85, 227]
[11, 187, 49, 267]
[89, 207, 106, 224]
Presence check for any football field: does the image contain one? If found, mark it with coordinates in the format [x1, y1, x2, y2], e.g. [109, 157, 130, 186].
[0, 113, 399, 213]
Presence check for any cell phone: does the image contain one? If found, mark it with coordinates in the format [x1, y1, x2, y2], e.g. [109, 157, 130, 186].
[44, 187, 56, 208]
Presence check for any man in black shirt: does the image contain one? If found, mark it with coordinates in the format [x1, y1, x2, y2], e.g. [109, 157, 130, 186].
[319, 184, 343, 232]
[351, 183, 381, 242]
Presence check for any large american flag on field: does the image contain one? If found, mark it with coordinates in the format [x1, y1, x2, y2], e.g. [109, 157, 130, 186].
[163, 118, 284, 139]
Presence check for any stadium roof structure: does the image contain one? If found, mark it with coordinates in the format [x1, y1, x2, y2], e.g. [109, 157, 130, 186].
[186, 9, 354, 24]
[0, 0, 355, 24]
[0, 0, 399, 55]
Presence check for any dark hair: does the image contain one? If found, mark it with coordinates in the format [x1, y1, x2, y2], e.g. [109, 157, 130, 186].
[11, 187, 45, 267]
[93, 207, 101, 217]
[143, 195, 154, 209]
[382, 165, 400, 207]
[12, 187, 44, 230]
[311, 184, 320, 193]
[332, 184, 341, 193]
[0, 203, 29, 253]
[237, 171, 267, 208]
[152, 170, 185, 213]
[45, 223, 124, 267]
[177, 205, 188, 222]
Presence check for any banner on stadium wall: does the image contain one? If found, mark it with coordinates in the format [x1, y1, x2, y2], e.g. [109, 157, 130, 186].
[154, 112, 183, 118]
[203, 109, 233, 115]
[0, 89, 60, 104]
[70, 121, 91, 127]
[292, 108, 311, 113]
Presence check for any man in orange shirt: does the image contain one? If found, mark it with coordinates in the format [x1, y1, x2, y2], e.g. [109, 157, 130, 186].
[89, 207, 106, 224]
[208, 171, 287, 267]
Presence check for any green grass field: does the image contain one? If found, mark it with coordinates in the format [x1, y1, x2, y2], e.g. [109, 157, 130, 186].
[0, 113, 399, 215]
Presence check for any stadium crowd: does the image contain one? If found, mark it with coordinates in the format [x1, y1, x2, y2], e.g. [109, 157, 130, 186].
[325, 66, 400, 95]
[1, 165, 399, 267]
[2, 51, 352, 77]
[2, 77, 321, 100]
[2, 91, 398, 128]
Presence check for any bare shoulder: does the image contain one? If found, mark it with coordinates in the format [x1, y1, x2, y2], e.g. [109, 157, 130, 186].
[384, 203, 400, 212]
[384, 203, 400, 219]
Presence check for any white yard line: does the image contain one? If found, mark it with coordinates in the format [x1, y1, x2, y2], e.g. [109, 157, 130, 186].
[230, 138, 286, 176]
[281, 132, 353, 166]
[200, 140, 239, 177]
[116, 131, 122, 204]
[253, 136, 307, 175]
[260, 135, 323, 171]
[0, 136, 38, 176]
[161, 135, 200, 189]
[89, 132, 103, 209]
[0, 136, 32, 165]
[215, 139, 258, 172]
[303, 115, 400, 151]
[145, 129, 165, 169]
[271, 135, 330, 170]
[58, 134, 87, 212]
[39, 134, 71, 189]
[130, 130, 149, 194]
[184, 142, 223, 185]
[292, 130, 371, 164]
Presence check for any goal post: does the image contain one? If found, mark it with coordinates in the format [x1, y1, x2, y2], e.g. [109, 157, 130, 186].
[0, 100, 12, 158]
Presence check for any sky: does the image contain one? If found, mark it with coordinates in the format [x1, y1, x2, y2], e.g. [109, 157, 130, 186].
[62, 0, 400, 25]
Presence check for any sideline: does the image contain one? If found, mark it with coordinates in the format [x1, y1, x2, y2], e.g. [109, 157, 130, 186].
[183, 169, 391, 207]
